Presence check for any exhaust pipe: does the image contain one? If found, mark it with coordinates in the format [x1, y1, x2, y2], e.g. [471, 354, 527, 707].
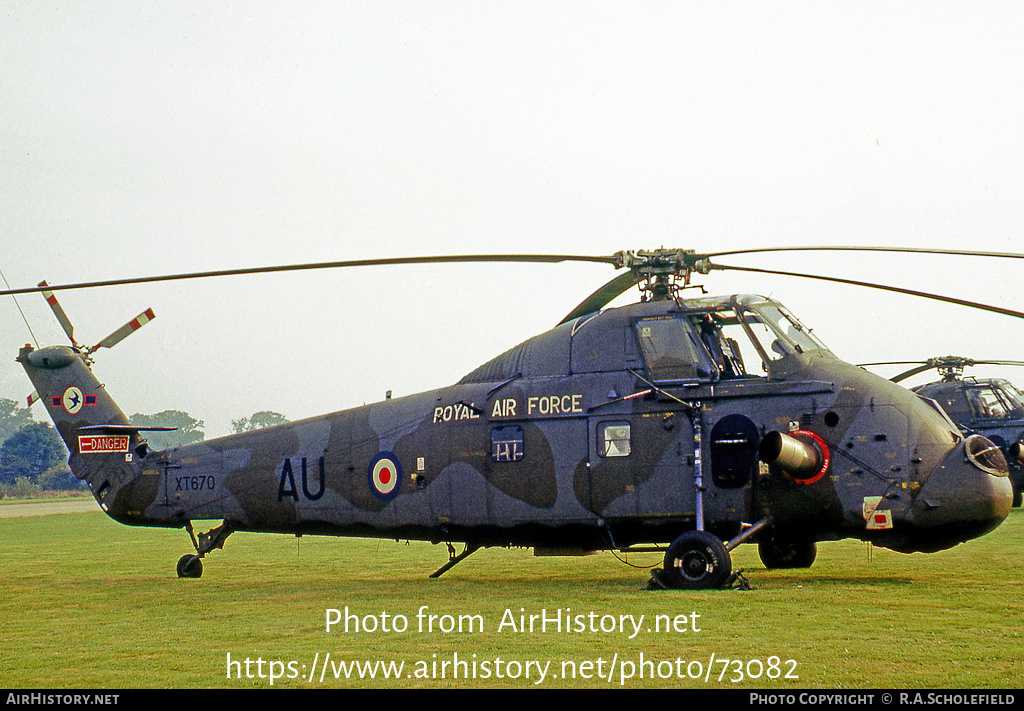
[759, 430, 828, 482]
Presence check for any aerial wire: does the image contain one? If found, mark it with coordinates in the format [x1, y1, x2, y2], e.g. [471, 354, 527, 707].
[1, 268, 39, 347]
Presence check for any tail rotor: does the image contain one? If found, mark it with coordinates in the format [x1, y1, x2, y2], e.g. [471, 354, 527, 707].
[35, 280, 155, 363]
[26, 281, 155, 407]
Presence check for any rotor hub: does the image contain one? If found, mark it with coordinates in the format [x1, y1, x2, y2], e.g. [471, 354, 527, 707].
[931, 356, 975, 381]
[613, 248, 713, 301]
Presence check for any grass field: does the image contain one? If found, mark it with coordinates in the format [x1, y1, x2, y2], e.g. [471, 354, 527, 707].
[1, 506, 1021, 689]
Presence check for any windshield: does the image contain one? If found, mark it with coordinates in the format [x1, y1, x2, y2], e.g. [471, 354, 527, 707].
[689, 300, 829, 377]
[742, 303, 828, 356]
[634, 297, 831, 382]
[966, 382, 1024, 420]
[1004, 382, 1024, 412]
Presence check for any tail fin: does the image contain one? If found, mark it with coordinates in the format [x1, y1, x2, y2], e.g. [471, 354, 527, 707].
[17, 344, 151, 518]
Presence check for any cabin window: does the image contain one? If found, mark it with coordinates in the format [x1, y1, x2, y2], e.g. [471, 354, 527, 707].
[491, 426, 524, 462]
[600, 422, 631, 457]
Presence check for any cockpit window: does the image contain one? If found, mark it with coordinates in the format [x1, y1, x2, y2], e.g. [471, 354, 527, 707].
[743, 304, 827, 355]
[635, 316, 716, 382]
[966, 385, 1024, 419]
[1003, 383, 1024, 416]
[1006, 382, 1024, 402]
[684, 301, 829, 378]
[635, 299, 830, 382]
[741, 311, 792, 362]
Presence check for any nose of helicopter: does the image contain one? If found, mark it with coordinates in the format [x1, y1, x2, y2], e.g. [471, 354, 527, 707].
[903, 435, 1013, 552]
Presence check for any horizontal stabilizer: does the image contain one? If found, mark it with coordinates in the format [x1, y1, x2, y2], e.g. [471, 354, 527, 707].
[77, 424, 179, 433]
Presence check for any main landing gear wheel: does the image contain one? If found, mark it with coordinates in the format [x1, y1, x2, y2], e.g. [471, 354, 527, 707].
[176, 554, 203, 579]
[758, 540, 817, 569]
[662, 531, 732, 590]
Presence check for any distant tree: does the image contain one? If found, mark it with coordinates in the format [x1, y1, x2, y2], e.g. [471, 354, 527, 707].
[0, 422, 68, 487]
[130, 410, 205, 451]
[232, 411, 289, 433]
[38, 462, 83, 491]
[9, 476, 41, 499]
[0, 397, 35, 446]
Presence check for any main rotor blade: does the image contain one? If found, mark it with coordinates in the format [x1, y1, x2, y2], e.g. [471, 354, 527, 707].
[38, 281, 77, 346]
[9, 245, 1024, 299]
[558, 271, 642, 325]
[704, 246, 1024, 260]
[861, 358, 1024, 367]
[0, 254, 617, 297]
[90, 308, 156, 352]
[860, 357, 1024, 383]
[889, 364, 942, 383]
[709, 262, 1024, 321]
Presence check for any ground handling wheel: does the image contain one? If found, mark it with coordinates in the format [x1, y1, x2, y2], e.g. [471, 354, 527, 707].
[662, 530, 732, 590]
[176, 554, 203, 579]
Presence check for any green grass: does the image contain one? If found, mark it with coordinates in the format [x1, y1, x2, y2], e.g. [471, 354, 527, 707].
[1, 509, 1021, 689]
[0, 490, 91, 505]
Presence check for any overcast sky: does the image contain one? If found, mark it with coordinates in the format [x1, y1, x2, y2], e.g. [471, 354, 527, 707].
[4, 2, 1024, 437]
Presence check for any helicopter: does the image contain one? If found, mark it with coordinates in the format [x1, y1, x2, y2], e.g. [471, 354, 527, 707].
[6, 247, 1019, 590]
[861, 355, 1024, 508]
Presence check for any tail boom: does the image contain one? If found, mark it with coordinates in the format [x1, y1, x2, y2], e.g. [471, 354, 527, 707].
[17, 344, 157, 521]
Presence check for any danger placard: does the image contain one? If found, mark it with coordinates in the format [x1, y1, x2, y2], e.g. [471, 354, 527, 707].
[78, 435, 130, 453]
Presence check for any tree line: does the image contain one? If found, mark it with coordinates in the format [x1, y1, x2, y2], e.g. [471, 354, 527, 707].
[0, 398, 287, 497]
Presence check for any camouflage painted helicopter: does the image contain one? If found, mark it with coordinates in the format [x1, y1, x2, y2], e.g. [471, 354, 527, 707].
[7, 247, 1020, 589]
[862, 355, 1024, 508]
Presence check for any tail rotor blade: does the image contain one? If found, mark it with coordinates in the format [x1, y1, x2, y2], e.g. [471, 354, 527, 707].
[38, 281, 78, 346]
[90, 308, 156, 352]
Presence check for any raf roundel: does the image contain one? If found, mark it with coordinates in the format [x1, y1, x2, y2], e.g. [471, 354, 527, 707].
[368, 452, 402, 500]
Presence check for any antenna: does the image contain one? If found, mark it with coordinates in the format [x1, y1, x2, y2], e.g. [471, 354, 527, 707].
[1, 270, 39, 347]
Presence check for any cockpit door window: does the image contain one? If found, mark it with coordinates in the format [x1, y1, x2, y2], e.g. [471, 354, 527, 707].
[635, 316, 717, 383]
